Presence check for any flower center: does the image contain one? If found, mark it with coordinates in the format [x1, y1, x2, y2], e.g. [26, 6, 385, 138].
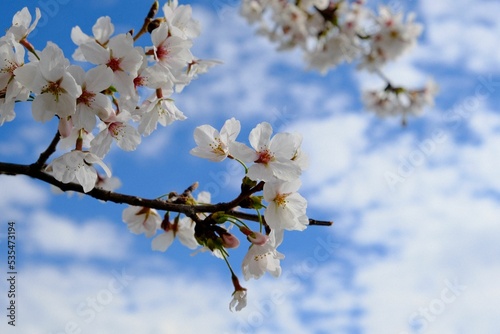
[107, 57, 122, 72]
[255, 149, 273, 164]
[134, 75, 145, 89]
[41, 78, 65, 101]
[77, 89, 96, 106]
[108, 122, 123, 139]
[274, 193, 289, 208]
[1, 59, 18, 75]
[209, 137, 226, 156]
[253, 251, 271, 262]
[156, 45, 169, 61]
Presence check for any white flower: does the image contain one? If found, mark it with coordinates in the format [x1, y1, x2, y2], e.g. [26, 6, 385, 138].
[3, 7, 41, 42]
[71, 16, 114, 61]
[290, 133, 309, 171]
[46, 150, 111, 193]
[264, 179, 309, 231]
[80, 34, 142, 97]
[135, 48, 174, 92]
[404, 79, 439, 115]
[374, 7, 422, 60]
[122, 206, 161, 238]
[305, 33, 360, 73]
[242, 241, 285, 280]
[0, 40, 30, 125]
[90, 111, 141, 158]
[229, 289, 247, 312]
[151, 216, 199, 252]
[137, 91, 186, 136]
[362, 89, 399, 117]
[147, 23, 193, 78]
[14, 42, 81, 122]
[69, 65, 114, 131]
[268, 4, 309, 50]
[230, 122, 301, 182]
[162, 2, 201, 39]
[95, 174, 121, 192]
[175, 59, 222, 93]
[240, 0, 267, 23]
[363, 80, 438, 122]
[297, 0, 329, 10]
[0, 100, 15, 126]
[190, 118, 241, 162]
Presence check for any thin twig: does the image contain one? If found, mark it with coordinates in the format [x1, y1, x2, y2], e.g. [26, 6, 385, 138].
[228, 210, 333, 226]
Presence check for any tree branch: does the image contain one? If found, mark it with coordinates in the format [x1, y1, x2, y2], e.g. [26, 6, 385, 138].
[0, 161, 333, 227]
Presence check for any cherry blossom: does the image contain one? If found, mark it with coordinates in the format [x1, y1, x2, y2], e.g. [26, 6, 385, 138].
[152, 216, 199, 251]
[3, 7, 41, 42]
[298, 0, 329, 10]
[175, 58, 222, 93]
[264, 179, 309, 232]
[242, 240, 285, 280]
[190, 117, 241, 162]
[71, 16, 114, 61]
[363, 80, 438, 123]
[122, 206, 161, 238]
[147, 23, 193, 83]
[90, 111, 141, 158]
[95, 174, 122, 192]
[229, 289, 247, 312]
[137, 90, 186, 136]
[69, 65, 114, 131]
[230, 121, 302, 182]
[162, 1, 201, 39]
[46, 150, 111, 193]
[290, 133, 309, 171]
[229, 274, 247, 312]
[361, 6, 423, 70]
[0, 40, 29, 125]
[14, 42, 82, 122]
[79, 33, 142, 97]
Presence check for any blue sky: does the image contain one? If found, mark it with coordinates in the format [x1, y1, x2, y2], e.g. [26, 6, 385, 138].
[1, 0, 500, 333]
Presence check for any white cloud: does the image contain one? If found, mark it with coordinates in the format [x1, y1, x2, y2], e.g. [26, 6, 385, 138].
[25, 210, 132, 259]
[1, 262, 239, 334]
[418, 0, 500, 73]
[0, 176, 48, 220]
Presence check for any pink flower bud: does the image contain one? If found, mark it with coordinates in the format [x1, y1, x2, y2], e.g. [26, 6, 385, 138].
[247, 231, 268, 246]
[58, 117, 73, 138]
[221, 233, 240, 249]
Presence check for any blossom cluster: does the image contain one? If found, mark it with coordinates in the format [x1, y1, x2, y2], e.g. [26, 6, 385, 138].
[240, 0, 436, 122]
[122, 118, 309, 311]
[363, 79, 438, 125]
[0, 2, 218, 192]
